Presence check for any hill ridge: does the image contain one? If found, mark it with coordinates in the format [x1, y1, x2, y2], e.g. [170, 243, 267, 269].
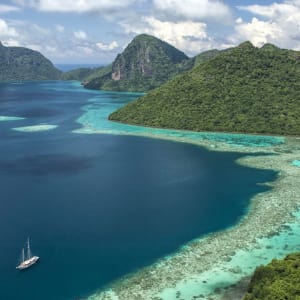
[0, 42, 62, 81]
[109, 41, 300, 136]
[84, 34, 190, 92]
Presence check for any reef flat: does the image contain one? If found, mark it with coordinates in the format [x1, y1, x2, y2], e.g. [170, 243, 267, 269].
[80, 132, 300, 300]
[292, 159, 300, 167]
[74, 92, 300, 299]
[73, 93, 284, 148]
[0, 115, 25, 121]
[85, 136, 300, 300]
[12, 124, 58, 132]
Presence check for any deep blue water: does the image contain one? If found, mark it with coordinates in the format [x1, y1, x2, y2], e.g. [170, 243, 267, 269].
[0, 81, 277, 300]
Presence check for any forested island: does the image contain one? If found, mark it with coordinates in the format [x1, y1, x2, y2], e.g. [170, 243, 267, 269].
[1, 34, 300, 299]
[0, 42, 61, 81]
[109, 41, 300, 136]
[243, 253, 300, 299]
[83, 34, 191, 92]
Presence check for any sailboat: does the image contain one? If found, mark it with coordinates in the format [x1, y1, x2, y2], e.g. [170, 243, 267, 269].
[16, 238, 39, 270]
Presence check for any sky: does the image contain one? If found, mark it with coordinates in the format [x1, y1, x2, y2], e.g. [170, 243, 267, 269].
[0, 0, 300, 64]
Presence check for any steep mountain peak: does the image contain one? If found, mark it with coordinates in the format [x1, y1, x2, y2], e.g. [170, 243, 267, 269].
[0, 44, 62, 81]
[193, 49, 220, 67]
[111, 34, 188, 81]
[260, 43, 279, 51]
[128, 34, 186, 59]
[85, 34, 189, 92]
[131, 33, 160, 42]
[238, 41, 255, 49]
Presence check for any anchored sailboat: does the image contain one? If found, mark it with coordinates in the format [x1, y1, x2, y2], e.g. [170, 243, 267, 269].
[16, 238, 39, 270]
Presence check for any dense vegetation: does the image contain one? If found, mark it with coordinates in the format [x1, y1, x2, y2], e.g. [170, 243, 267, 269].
[110, 42, 300, 136]
[193, 49, 221, 67]
[84, 34, 190, 92]
[243, 253, 300, 300]
[0, 42, 61, 81]
[61, 64, 111, 82]
[63, 35, 221, 89]
[60, 68, 94, 81]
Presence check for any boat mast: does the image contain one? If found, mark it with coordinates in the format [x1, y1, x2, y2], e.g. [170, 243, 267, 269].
[27, 237, 31, 259]
[22, 248, 25, 263]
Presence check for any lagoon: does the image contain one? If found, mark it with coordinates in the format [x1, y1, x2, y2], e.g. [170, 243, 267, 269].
[0, 81, 284, 300]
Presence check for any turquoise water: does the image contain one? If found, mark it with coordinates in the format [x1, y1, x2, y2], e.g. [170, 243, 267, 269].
[74, 87, 285, 147]
[292, 160, 300, 167]
[158, 209, 300, 300]
[0, 81, 283, 300]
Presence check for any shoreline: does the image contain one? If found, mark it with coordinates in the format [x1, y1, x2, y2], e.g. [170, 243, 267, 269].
[73, 93, 300, 299]
[108, 117, 300, 139]
[81, 129, 300, 299]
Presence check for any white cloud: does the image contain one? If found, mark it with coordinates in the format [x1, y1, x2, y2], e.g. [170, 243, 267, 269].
[12, 0, 138, 13]
[153, 0, 232, 23]
[96, 41, 119, 51]
[121, 16, 213, 55]
[233, 18, 284, 47]
[73, 30, 87, 40]
[55, 25, 64, 33]
[31, 23, 49, 35]
[25, 43, 42, 52]
[0, 4, 20, 13]
[45, 45, 57, 53]
[235, 1, 300, 50]
[235, 17, 243, 24]
[0, 18, 120, 63]
[238, 3, 297, 18]
[78, 46, 94, 55]
[0, 18, 18, 38]
[2, 38, 20, 47]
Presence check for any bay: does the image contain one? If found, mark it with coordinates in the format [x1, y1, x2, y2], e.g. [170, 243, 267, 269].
[0, 81, 276, 300]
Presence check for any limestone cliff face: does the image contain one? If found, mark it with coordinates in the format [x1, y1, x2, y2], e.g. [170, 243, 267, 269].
[0, 42, 61, 81]
[110, 35, 179, 82]
[85, 34, 189, 92]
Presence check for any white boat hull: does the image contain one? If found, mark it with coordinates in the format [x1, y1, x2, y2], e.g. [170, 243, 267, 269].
[16, 256, 39, 270]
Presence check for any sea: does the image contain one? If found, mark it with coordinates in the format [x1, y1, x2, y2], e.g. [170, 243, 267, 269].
[0, 81, 278, 300]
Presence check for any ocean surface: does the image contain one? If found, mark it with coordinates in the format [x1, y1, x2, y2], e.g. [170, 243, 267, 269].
[0, 81, 278, 300]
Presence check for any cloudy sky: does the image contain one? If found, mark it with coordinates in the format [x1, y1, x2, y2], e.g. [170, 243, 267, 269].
[0, 0, 300, 64]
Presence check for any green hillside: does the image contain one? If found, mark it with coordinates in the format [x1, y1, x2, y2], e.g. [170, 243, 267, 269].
[61, 65, 111, 82]
[243, 253, 300, 300]
[60, 67, 94, 81]
[0, 42, 61, 81]
[84, 34, 190, 92]
[193, 49, 221, 67]
[110, 42, 300, 136]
